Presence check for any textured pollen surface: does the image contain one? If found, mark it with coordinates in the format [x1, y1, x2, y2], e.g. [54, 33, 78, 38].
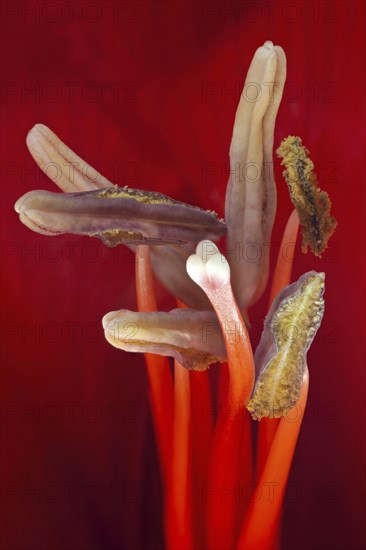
[247, 273, 325, 420]
[96, 186, 185, 245]
[95, 186, 225, 247]
[276, 136, 337, 257]
[96, 228, 148, 247]
[110, 339, 221, 371]
[97, 185, 224, 219]
[96, 185, 179, 205]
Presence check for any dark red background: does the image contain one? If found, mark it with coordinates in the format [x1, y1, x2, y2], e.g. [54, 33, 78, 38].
[1, 1, 365, 549]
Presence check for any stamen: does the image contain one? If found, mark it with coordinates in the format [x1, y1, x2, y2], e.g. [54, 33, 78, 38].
[189, 369, 214, 549]
[15, 186, 226, 247]
[134, 246, 173, 483]
[276, 135, 337, 257]
[247, 272, 324, 420]
[225, 41, 287, 309]
[26, 124, 112, 192]
[269, 209, 300, 305]
[257, 209, 300, 479]
[166, 352, 193, 548]
[237, 369, 309, 550]
[102, 307, 226, 371]
[167, 301, 193, 549]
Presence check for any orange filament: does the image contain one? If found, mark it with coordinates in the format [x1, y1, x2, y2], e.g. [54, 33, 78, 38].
[269, 209, 300, 305]
[236, 369, 309, 550]
[257, 417, 280, 481]
[190, 369, 214, 549]
[257, 209, 300, 479]
[135, 245, 173, 483]
[166, 358, 193, 550]
[165, 299, 194, 549]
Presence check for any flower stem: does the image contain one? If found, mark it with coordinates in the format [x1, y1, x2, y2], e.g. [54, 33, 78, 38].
[135, 245, 174, 484]
[236, 369, 309, 550]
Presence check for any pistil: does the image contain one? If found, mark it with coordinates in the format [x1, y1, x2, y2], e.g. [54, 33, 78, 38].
[186, 241, 254, 549]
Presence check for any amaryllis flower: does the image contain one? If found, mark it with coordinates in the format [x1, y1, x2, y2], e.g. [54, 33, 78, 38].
[14, 39, 337, 550]
[4, 3, 365, 549]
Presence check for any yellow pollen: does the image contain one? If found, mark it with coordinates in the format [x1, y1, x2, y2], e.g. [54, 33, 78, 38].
[276, 136, 337, 257]
[247, 274, 325, 420]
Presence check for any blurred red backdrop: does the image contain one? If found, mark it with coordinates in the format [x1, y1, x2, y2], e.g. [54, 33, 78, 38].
[1, 1, 365, 549]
